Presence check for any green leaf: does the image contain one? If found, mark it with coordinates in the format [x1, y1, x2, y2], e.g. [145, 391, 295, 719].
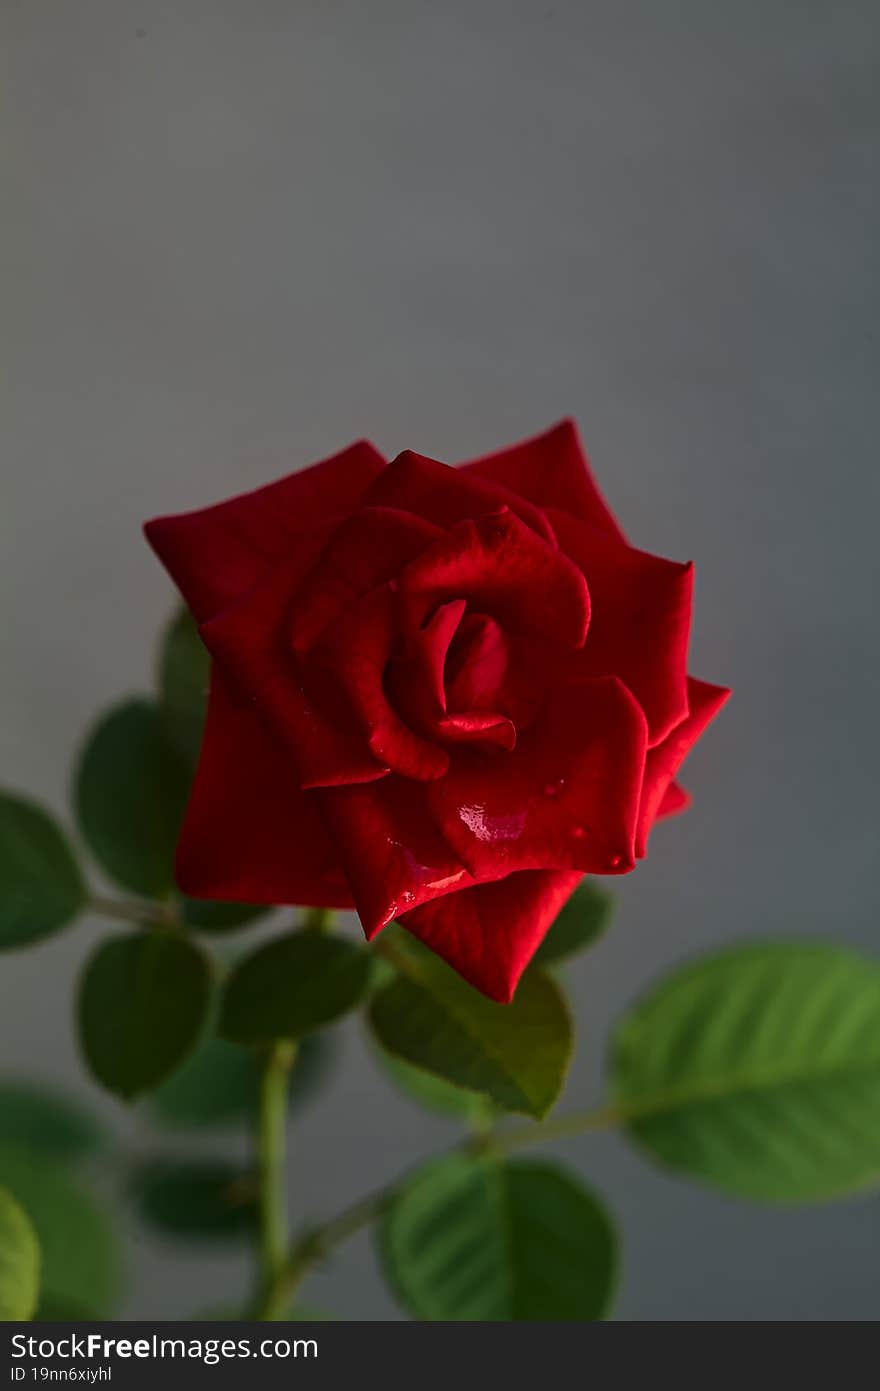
[532, 880, 613, 967]
[368, 940, 572, 1118]
[220, 933, 374, 1045]
[0, 1185, 40, 1320]
[611, 941, 880, 1201]
[381, 1155, 617, 1321]
[33, 1296, 99, 1320]
[157, 607, 209, 770]
[0, 1082, 105, 1163]
[0, 1146, 121, 1316]
[74, 698, 190, 897]
[180, 897, 269, 932]
[131, 1160, 256, 1242]
[146, 1031, 336, 1129]
[376, 1049, 492, 1120]
[0, 792, 85, 950]
[78, 930, 213, 1099]
[145, 1036, 254, 1128]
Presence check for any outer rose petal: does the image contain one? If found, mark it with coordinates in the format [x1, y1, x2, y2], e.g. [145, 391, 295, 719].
[201, 543, 388, 788]
[144, 440, 386, 622]
[657, 781, 691, 819]
[363, 450, 556, 542]
[400, 870, 583, 1003]
[549, 508, 693, 746]
[317, 778, 470, 937]
[460, 419, 627, 543]
[635, 678, 731, 856]
[176, 669, 353, 907]
[429, 676, 648, 878]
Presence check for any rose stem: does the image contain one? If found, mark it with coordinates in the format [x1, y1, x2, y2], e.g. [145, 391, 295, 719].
[302, 905, 332, 933]
[86, 892, 178, 929]
[253, 1039, 297, 1320]
[280, 1101, 624, 1295]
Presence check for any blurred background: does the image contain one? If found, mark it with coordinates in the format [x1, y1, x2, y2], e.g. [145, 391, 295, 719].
[2, 0, 878, 1319]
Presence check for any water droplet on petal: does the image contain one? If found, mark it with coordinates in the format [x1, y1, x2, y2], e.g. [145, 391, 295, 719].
[543, 778, 566, 798]
[458, 804, 524, 841]
[571, 825, 585, 839]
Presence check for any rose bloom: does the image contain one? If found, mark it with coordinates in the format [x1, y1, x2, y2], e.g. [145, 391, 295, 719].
[145, 422, 728, 1002]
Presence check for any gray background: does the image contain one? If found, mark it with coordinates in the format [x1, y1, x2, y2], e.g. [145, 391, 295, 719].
[2, 0, 878, 1320]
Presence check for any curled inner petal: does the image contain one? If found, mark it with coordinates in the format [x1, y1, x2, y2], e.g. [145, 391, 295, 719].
[310, 585, 450, 782]
[386, 601, 517, 754]
[398, 508, 591, 651]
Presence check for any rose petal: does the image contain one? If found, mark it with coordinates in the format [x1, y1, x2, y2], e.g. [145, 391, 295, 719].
[398, 509, 590, 652]
[201, 547, 388, 788]
[144, 440, 386, 622]
[312, 586, 450, 781]
[460, 419, 626, 541]
[363, 450, 556, 542]
[386, 603, 517, 753]
[400, 869, 583, 1003]
[432, 711, 517, 752]
[176, 669, 353, 907]
[318, 778, 471, 937]
[635, 678, 731, 856]
[657, 781, 691, 818]
[390, 599, 468, 726]
[289, 506, 442, 653]
[549, 508, 693, 746]
[428, 676, 648, 878]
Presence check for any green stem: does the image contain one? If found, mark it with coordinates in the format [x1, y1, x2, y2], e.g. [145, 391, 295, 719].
[282, 1099, 621, 1292]
[480, 1102, 622, 1156]
[86, 892, 177, 929]
[302, 906, 332, 933]
[253, 1041, 297, 1320]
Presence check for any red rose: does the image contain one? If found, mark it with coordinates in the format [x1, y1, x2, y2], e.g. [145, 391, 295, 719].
[145, 421, 729, 1002]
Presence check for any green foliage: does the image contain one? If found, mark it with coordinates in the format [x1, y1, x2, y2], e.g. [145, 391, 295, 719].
[369, 938, 572, 1118]
[377, 1049, 492, 1119]
[157, 608, 209, 770]
[145, 1036, 254, 1128]
[74, 698, 190, 897]
[9, 592, 879, 1319]
[0, 1185, 40, 1320]
[0, 792, 85, 950]
[220, 932, 374, 1045]
[612, 941, 880, 1201]
[0, 1146, 120, 1317]
[533, 880, 613, 966]
[0, 1082, 105, 1163]
[78, 930, 213, 1099]
[131, 1160, 256, 1242]
[381, 1155, 617, 1321]
[147, 1032, 337, 1129]
[179, 897, 269, 932]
